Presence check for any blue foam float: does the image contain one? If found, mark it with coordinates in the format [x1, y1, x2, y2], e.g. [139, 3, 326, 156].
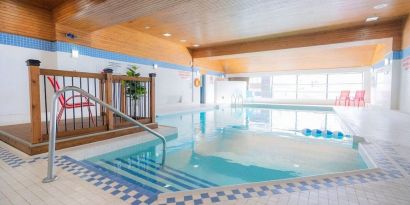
[311, 129, 322, 137]
[324, 130, 333, 138]
[333, 131, 344, 139]
[302, 128, 312, 136]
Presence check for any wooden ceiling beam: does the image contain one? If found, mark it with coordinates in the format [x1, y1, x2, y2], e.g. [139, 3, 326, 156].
[191, 18, 406, 58]
[53, 0, 192, 32]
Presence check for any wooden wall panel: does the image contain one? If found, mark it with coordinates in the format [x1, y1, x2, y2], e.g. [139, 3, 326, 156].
[193, 58, 224, 73]
[0, 0, 55, 40]
[371, 44, 391, 64]
[56, 24, 193, 67]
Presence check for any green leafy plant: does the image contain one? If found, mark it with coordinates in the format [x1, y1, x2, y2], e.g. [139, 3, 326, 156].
[124, 65, 146, 118]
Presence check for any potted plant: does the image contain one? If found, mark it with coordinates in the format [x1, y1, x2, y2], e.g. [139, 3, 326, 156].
[123, 65, 146, 119]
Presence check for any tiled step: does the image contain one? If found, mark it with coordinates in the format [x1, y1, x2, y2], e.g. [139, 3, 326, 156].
[89, 155, 218, 195]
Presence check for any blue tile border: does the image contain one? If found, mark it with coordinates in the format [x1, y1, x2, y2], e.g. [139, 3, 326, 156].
[372, 50, 407, 70]
[0, 32, 224, 77]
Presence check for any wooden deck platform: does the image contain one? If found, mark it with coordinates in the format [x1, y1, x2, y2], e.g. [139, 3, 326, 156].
[0, 116, 157, 155]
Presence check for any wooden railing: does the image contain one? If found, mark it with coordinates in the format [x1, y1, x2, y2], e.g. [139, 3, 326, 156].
[26, 59, 156, 144]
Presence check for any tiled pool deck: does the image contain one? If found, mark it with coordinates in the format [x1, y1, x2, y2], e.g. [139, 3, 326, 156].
[1, 107, 410, 205]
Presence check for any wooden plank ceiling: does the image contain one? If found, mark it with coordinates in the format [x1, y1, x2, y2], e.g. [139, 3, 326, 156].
[51, 0, 410, 47]
[217, 44, 379, 73]
[9, 0, 410, 73]
[17, 0, 68, 10]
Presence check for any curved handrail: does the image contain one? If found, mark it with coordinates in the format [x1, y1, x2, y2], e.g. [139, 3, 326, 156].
[43, 86, 166, 183]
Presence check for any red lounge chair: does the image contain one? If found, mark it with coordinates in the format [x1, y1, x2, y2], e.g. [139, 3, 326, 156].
[350, 90, 365, 107]
[47, 76, 96, 126]
[335, 90, 350, 106]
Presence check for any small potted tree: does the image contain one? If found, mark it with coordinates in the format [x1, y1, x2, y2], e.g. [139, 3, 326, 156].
[124, 65, 146, 119]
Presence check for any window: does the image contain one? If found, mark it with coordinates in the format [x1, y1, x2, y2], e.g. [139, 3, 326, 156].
[272, 75, 297, 99]
[297, 74, 327, 99]
[248, 71, 364, 101]
[327, 73, 363, 100]
[249, 76, 272, 98]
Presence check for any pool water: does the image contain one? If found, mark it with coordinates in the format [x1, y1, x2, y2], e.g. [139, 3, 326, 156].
[85, 105, 367, 193]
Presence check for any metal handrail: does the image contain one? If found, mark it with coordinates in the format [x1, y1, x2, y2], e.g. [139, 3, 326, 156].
[43, 86, 166, 183]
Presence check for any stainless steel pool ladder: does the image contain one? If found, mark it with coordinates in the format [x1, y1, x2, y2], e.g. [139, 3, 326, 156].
[42, 86, 167, 183]
[231, 93, 244, 106]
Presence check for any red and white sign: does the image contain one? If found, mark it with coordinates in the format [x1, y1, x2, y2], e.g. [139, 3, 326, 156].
[403, 56, 410, 71]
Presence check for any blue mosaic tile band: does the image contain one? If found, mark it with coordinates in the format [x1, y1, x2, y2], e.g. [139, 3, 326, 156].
[403, 46, 410, 59]
[0, 32, 55, 51]
[372, 50, 404, 69]
[0, 32, 224, 77]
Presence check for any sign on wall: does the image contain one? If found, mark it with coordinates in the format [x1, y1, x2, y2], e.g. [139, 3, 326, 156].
[403, 56, 410, 71]
[178, 71, 191, 80]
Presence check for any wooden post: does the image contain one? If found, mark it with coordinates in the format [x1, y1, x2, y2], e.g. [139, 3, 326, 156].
[104, 69, 114, 130]
[26, 59, 42, 143]
[149, 73, 156, 123]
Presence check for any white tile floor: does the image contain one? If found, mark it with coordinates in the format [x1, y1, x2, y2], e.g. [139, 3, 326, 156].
[1, 107, 410, 205]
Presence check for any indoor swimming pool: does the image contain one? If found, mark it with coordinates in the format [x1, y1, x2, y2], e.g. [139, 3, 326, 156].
[83, 105, 368, 194]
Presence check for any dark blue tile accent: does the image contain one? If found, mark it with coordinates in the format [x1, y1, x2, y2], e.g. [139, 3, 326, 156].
[246, 188, 256, 192]
[200, 193, 209, 198]
[216, 191, 225, 196]
[120, 194, 130, 201]
[232, 189, 241, 194]
[227, 195, 237, 200]
[257, 191, 267, 196]
[111, 190, 120, 196]
[271, 189, 281, 195]
[166, 198, 176, 203]
[184, 195, 193, 201]
[210, 197, 220, 202]
[193, 199, 203, 205]
[242, 193, 252, 198]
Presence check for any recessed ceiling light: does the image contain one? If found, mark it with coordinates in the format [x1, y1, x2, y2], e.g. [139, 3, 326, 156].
[366, 16, 379, 22]
[144, 26, 151, 29]
[163, 33, 172, 37]
[192, 44, 200, 47]
[374, 3, 388, 9]
[180, 39, 187, 43]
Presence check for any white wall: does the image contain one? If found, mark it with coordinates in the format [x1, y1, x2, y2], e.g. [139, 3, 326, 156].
[0, 44, 57, 125]
[400, 56, 410, 113]
[215, 81, 247, 104]
[370, 59, 402, 110]
[0, 44, 200, 125]
[204, 75, 216, 104]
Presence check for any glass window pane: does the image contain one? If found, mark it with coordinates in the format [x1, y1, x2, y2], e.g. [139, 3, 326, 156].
[273, 75, 297, 84]
[328, 73, 362, 84]
[298, 74, 327, 84]
[273, 91, 297, 99]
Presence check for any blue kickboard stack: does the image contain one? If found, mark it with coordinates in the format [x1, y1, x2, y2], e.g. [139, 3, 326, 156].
[301, 128, 350, 139]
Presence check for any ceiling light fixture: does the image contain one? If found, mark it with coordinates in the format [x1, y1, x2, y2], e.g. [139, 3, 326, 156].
[192, 44, 200, 47]
[365, 16, 379, 22]
[374, 3, 388, 9]
[144, 26, 151, 29]
[163, 33, 172, 37]
[180, 39, 187, 43]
